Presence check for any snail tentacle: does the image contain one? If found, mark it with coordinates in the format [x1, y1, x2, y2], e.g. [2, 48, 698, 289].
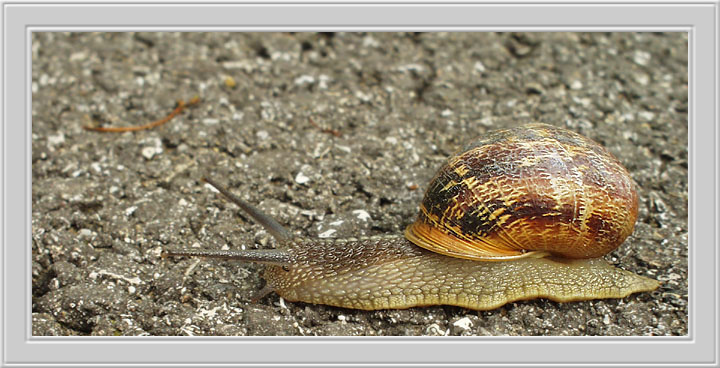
[161, 248, 293, 266]
[162, 178, 295, 266]
[203, 177, 292, 241]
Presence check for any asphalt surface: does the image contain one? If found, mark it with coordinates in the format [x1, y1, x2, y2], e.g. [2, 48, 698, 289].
[32, 32, 687, 336]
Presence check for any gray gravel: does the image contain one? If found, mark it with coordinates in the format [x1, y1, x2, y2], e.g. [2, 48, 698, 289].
[32, 32, 687, 336]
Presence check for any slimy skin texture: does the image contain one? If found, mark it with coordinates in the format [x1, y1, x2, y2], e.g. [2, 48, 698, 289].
[263, 235, 659, 311]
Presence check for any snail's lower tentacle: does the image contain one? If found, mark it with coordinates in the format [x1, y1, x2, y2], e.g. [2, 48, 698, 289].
[250, 285, 276, 303]
[162, 249, 292, 266]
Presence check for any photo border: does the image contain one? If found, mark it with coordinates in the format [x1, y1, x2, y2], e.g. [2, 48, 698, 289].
[4, 1, 716, 366]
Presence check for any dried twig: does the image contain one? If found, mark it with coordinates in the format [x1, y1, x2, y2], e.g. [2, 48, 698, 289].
[84, 96, 200, 133]
[308, 117, 342, 137]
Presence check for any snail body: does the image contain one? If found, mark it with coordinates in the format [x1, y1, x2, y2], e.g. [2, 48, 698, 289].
[261, 235, 657, 311]
[164, 123, 659, 311]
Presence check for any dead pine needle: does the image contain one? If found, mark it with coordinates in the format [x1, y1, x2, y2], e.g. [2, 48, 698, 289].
[84, 96, 200, 133]
[308, 117, 342, 137]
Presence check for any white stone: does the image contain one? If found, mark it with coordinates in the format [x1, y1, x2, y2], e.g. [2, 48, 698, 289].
[633, 50, 651, 66]
[47, 133, 65, 147]
[634, 73, 650, 86]
[125, 206, 137, 217]
[352, 210, 371, 222]
[70, 51, 88, 61]
[318, 229, 337, 238]
[141, 146, 161, 160]
[638, 111, 656, 121]
[294, 75, 315, 86]
[355, 90, 372, 102]
[294, 172, 310, 185]
[318, 74, 331, 90]
[452, 317, 473, 331]
[362, 36, 380, 48]
[222, 60, 255, 72]
[397, 64, 424, 73]
[335, 145, 352, 153]
[256, 130, 269, 140]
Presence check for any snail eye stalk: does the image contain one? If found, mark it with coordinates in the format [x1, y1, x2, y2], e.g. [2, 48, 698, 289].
[202, 177, 292, 242]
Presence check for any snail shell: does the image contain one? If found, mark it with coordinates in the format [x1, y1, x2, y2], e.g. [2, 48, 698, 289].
[406, 123, 638, 261]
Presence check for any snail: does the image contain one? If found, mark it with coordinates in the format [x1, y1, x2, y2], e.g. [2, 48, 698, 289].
[163, 123, 659, 311]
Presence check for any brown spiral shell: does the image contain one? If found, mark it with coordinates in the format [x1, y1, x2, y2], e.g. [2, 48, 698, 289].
[404, 123, 639, 261]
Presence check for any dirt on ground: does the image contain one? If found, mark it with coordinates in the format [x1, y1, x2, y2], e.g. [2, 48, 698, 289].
[31, 32, 687, 336]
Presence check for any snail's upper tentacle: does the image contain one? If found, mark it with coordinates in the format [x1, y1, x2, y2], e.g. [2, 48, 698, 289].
[203, 177, 292, 241]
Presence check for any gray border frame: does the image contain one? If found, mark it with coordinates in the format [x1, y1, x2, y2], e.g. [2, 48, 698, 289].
[4, 1, 716, 367]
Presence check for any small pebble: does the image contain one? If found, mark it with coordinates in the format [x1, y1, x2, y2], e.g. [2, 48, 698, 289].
[638, 111, 656, 121]
[352, 210, 371, 222]
[633, 50, 651, 66]
[318, 74, 330, 90]
[141, 146, 161, 160]
[294, 172, 310, 185]
[256, 130, 269, 140]
[124, 206, 137, 217]
[318, 229, 336, 238]
[70, 51, 87, 61]
[224, 76, 236, 89]
[362, 35, 380, 48]
[453, 317, 472, 329]
[47, 133, 65, 148]
[141, 138, 163, 160]
[294, 75, 315, 86]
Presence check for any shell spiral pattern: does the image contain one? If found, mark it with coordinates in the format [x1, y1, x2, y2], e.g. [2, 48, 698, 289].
[405, 123, 639, 261]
